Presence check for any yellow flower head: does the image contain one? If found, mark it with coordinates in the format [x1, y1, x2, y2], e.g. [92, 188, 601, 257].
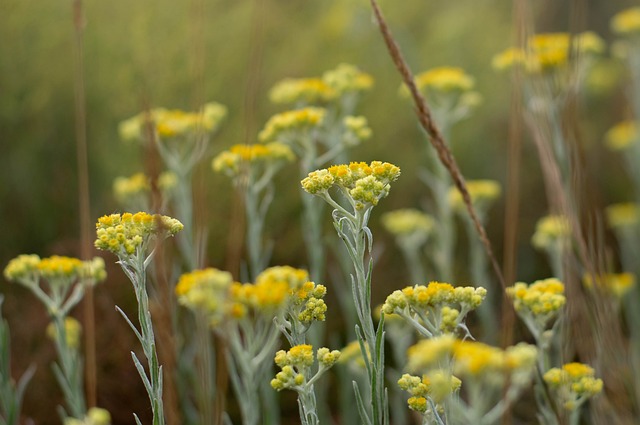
[507, 278, 566, 326]
[411, 67, 475, 93]
[583, 272, 636, 298]
[258, 107, 325, 144]
[301, 161, 401, 210]
[448, 180, 502, 213]
[492, 47, 527, 71]
[4, 254, 41, 282]
[612, 7, 640, 36]
[544, 362, 603, 410]
[605, 120, 638, 151]
[531, 214, 571, 250]
[175, 268, 234, 321]
[94, 212, 183, 257]
[118, 103, 226, 142]
[322, 63, 374, 96]
[606, 202, 640, 229]
[47, 317, 82, 350]
[113, 173, 150, 203]
[381, 209, 434, 238]
[343, 116, 372, 145]
[38, 256, 84, 283]
[212, 142, 294, 176]
[78, 257, 108, 284]
[339, 340, 370, 370]
[407, 335, 456, 372]
[269, 78, 337, 105]
[317, 347, 341, 367]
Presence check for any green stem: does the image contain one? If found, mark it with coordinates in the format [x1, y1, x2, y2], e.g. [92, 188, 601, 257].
[52, 314, 86, 419]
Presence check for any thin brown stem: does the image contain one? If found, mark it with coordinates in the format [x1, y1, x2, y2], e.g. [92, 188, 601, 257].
[71, 0, 96, 408]
[369, 0, 506, 290]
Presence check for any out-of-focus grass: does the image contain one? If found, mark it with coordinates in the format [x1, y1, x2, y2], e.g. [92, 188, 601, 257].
[0, 0, 634, 422]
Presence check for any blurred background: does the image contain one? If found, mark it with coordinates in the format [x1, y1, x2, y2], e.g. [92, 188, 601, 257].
[0, 0, 636, 422]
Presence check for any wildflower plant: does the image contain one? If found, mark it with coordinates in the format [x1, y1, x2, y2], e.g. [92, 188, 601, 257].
[301, 160, 401, 425]
[271, 345, 341, 425]
[3, 255, 106, 420]
[112, 171, 177, 212]
[531, 214, 572, 279]
[95, 212, 183, 425]
[119, 102, 226, 268]
[212, 142, 295, 279]
[543, 362, 603, 424]
[405, 336, 538, 424]
[64, 407, 112, 425]
[0, 295, 35, 425]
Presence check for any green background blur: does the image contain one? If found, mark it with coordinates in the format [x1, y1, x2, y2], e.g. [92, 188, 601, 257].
[0, 0, 635, 422]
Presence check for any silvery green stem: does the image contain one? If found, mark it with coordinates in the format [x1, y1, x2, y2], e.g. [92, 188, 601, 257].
[117, 256, 165, 425]
[332, 206, 388, 425]
[51, 314, 85, 419]
[194, 313, 215, 425]
[0, 297, 35, 425]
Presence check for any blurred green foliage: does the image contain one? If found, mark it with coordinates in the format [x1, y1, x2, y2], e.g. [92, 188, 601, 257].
[0, 0, 635, 422]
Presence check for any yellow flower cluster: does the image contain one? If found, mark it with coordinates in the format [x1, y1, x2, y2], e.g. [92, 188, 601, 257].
[606, 202, 640, 229]
[290, 281, 327, 323]
[531, 214, 571, 250]
[408, 338, 538, 379]
[407, 335, 538, 380]
[493, 32, 604, 73]
[339, 340, 370, 370]
[113, 172, 177, 204]
[507, 278, 566, 324]
[211, 142, 294, 176]
[269, 78, 337, 105]
[583, 272, 636, 298]
[322, 63, 374, 96]
[612, 7, 640, 36]
[175, 268, 234, 323]
[543, 362, 604, 410]
[258, 107, 326, 144]
[383, 282, 486, 315]
[301, 161, 401, 209]
[4, 255, 106, 287]
[381, 209, 434, 238]
[119, 102, 227, 142]
[271, 345, 341, 391]
[343, 116, 372, 145]
[411, 67, 475, 93]
[448, 180, 502, 212]
[398, 371, 461, 412]
[605, 120, 638, 151]
[64, 407, 112, 425]
[46, 317, 82, 350]
[94, 212, 183, 256]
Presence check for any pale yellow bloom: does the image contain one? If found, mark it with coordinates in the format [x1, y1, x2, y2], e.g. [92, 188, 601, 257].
[448, 180, 501, 212]
[605, 120, 638, 151]
[269, 78, 337, 105]
[583, 272, 636, 298]
[531, 214, 571, 250]
[612, 7, 640, 36]
[606, 202, 640, 228]
[47, 317, 82, 349]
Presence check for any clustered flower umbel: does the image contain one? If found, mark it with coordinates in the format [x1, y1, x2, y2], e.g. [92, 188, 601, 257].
[269, 63, 373, 106]
[531, 214, 571, 250]
[94, 212, 184, 257]
[175, 266, 328, 327]
[506, 278, 566, 334]
[604, 120, 638, 152]
[397, 371, 461, 414]
[112, 171, 177, 204]
[403, 335, 537, 415]
[582, 272, 636, 298]
[543, 362, 604, 411]
[301, 161, 401, 210]
[382, 209, 434, 240]
[118, 102, 227, 142]
[611, 6, 640, 36]
[492, 32, 605, 73]
[212, 142, 295, 178]
[448, 179, 502, 213]
[382, 281, 487, 337]
[606, 202, 640, 229]
[270, 344, 341, 391]
[4, 254, 106, 291]
[258, 107, 326, 144]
